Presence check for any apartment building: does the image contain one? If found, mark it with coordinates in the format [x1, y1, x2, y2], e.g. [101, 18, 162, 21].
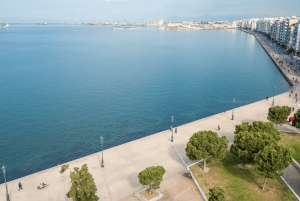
[234, 16, 300, 51]
[289, 20, 300, 52]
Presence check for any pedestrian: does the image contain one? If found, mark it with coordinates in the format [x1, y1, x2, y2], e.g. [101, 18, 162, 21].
[18, 182, 22, 191]
[296, 98, 298, 103]
[218, 125, 220, 131]
[175, 128, 177, 134]
[224, 110, 226, 113]
[289, 94, 291, 98]
[266, 96, 268, 100]
[293, 107, 295, 112]
[292, 90, 293, 94]
[293, 77, 294, 80]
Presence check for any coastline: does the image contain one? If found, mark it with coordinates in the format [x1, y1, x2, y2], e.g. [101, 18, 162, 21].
[1, 29, 300, 200]
[239, 28, 295, 86]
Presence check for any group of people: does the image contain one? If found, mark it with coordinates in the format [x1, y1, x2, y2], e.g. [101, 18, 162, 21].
[17, 181, 48, 191]
[289, 89, 298, 102]
[293, 77, 298, 84]
[37, 183, 47, 190]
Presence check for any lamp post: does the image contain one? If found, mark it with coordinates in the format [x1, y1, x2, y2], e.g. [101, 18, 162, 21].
[2, 165, 10, 201]
[232, 98, 235, 120]
[100, 136, 104, 168]
[171, 116, 174, 142]
[272, 87, 276, 106]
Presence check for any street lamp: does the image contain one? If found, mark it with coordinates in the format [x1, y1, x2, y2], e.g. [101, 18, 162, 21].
[171, 116, 174, 142]
[272, 87, 276, 106]
[232, 98, 235, 120]
[100, 136, 104, 168]
[2, 165, 10, 201]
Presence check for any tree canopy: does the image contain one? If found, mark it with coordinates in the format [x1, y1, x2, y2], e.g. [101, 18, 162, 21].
[292, 109, 300, 128]
[208, 187, 226, 201]
[186, 130, 228, 171]
[138, 166, 166, 194]
[254, 144, 293, 190]
[268, 106, 291, 127]
[230, 121, 281, 163]
[234, 121, 280, 140]
[288, 47, 295, 54]
[60, 164, 99, 201]
[60, 164, 70, 174]
[230, 131, 280, 163]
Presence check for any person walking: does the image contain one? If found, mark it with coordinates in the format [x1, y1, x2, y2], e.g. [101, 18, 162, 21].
[289, 94, 291, 98]
[218, 125, 220, 131]
[18, 182, 23, 191]
[293, 107, 295, 112]
[175, 128, 177, 134]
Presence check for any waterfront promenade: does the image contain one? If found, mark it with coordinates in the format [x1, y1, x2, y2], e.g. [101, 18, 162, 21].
[1, 31, 300, 201]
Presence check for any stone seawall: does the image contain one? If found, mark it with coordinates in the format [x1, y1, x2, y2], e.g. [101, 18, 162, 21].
[239, 28, 294, 86]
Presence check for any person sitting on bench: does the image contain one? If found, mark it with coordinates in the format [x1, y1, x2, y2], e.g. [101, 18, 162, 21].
[38, 183, 47, 189]
[38, 183, 43, 189]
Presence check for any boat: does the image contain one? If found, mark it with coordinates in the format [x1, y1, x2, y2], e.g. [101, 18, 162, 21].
[38, 22, 47, 25]
[0, 24, 9, 29]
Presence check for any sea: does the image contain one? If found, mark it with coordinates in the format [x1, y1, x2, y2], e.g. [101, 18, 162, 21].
[0, 25, 290, 183]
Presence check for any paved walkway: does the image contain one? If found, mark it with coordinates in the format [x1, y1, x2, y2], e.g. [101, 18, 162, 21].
[242, 29, 300, 196]
[1, 29, 300, 201]
[121, 172, 203, 201]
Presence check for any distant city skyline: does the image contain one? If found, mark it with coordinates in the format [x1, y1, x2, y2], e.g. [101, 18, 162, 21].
[1, 0, 300, 23]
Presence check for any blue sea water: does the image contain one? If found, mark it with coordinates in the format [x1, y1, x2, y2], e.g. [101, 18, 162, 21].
[0, 25, 290, 182]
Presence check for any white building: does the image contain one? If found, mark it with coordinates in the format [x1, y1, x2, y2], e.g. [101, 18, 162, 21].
[289, 20, 300, 52]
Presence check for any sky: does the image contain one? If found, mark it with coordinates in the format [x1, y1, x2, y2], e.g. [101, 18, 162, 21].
[1, 0, 300, 23]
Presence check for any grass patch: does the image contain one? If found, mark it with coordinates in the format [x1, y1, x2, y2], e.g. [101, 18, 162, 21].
[139, 190, 159, 200]
[280, 132, 300, 164]
[190, 152, 296, 201]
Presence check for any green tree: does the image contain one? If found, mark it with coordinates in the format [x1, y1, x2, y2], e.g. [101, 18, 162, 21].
[230, 121, 281, 163]
[208, 187, 226, 201]
[281, 44, 286, 49]
[254, 144, 293, 190]
[60, 164, 99, 201]
[292, 109, 300, 128]
[268, 106, 291, 128]
[230, 131, 279, 163]
[186, 130, 228, 172]
[287, 47, 295, 54]
[138, 166, 166, 194]
[234, 121, 280, 140]
[60, 164, 70, 174]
